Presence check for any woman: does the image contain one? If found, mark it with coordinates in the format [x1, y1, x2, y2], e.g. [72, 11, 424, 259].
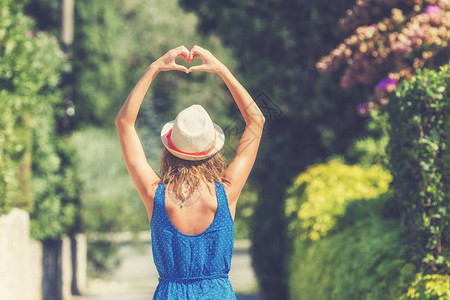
[115, 45, 265, 299]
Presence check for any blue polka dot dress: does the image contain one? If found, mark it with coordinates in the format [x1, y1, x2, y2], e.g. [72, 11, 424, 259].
[150, 181, 237, 299]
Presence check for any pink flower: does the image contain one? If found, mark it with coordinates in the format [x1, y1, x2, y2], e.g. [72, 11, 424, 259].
[425, 5, 441, 14]
[357, 103, 367, 116]
[357, 101, 377, 116]
[377, 77, 398, 90]
[357, 103, 373, 117]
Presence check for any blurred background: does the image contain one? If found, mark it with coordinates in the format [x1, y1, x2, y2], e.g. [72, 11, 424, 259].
[0, 0, 449, 299]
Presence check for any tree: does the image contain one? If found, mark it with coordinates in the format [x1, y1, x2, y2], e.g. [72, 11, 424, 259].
[317, 0, 450, 114]
[0, 0, 81, 239]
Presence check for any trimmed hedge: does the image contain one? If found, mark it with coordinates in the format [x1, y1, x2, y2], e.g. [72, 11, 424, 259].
[288, 215, 414, 300]
[285, 159, 405, 299]
[384, 64, 450, 274]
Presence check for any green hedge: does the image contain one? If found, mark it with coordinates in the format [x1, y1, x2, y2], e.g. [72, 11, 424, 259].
[400, 272, 450, 300]
[285, 159, 392, 241]
[70, 128, 146, 234]
[30, 112, 82, 239]
[288, 215, 414, 300]
[384, 64, 450, 275]
[0, 0, 81, 239]
[285, 159, 403, 299]
[0, 0, 48, 213]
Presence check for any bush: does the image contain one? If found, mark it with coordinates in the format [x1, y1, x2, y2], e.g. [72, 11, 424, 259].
[285, 159, 404, 299]
[285, 158, 392, 241]
[0, 0, 81, 239]
[0, 0, 61, 213]
[234, 186, 258, 240]
[70, 127, 148, 275]
[86, 240, 121, 278]
[383, 64, 450, 274]
[288, 215, 415, 300]
[401, 272, 450, 300]
[30, 125, 82, 239]
[70, 127, 148, 234]
[344, 109, 390, 168]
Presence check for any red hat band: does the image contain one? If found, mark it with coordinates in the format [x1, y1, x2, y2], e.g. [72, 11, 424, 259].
[166, 129, 217, 156]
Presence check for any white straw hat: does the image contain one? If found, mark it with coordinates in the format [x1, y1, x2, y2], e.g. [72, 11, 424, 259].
[160, 104, 225, 161]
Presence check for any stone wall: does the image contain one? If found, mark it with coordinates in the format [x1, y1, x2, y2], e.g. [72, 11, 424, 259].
[0, 208, 86, 300]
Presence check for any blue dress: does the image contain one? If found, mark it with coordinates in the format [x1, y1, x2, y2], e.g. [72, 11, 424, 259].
[150, 181, 237, 299]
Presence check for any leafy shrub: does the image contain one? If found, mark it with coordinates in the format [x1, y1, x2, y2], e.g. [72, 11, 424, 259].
[285, 158, 392, 241]
[0, 0, 81, 239]
[288, 215, 415, 300]
[30, 126, 82, 239]
[383, 64, 450, 274]
[0, 0, 61, 213]
[234, 186, 258, 240]
[86, 240, 121, 278]
[285, 159, 407, 299]
[401, 272, 450, 300]
[70, 127, 148, 275]
[344, 109, 390, 168]
[70, 127, 148, 234]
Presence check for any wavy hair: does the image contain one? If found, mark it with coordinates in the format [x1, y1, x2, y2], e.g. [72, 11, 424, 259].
[160, 148, 227, 202]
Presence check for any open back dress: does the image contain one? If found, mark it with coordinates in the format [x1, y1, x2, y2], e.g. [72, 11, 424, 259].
[150, 181, 236, 299]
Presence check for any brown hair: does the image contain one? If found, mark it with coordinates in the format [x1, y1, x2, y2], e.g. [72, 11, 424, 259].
[160, 148, 227, 202]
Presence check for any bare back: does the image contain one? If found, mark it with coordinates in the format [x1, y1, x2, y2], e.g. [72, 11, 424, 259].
[151, 180, 236, 236]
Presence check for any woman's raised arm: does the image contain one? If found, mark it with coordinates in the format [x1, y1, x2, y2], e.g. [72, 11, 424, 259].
[115, 45, 190, 211]
[189, 45, 266, 206]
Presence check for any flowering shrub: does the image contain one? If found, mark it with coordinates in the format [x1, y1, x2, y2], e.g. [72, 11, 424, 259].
[401, 272, 450, 300]
[285, 159, 392, 241]
[316, 0, 450, 115]
[285, 159, 411, 299]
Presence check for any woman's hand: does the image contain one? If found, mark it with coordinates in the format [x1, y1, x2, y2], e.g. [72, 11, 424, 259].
[187, 45, 226, 74]
[150, 45, 190, 73]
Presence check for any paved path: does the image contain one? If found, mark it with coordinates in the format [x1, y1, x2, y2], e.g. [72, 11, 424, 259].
[71, 240, 261, 299]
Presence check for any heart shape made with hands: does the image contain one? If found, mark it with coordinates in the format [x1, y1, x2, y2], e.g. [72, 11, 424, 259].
[173, 47, 213, 73]
[175, 55, 202, 71]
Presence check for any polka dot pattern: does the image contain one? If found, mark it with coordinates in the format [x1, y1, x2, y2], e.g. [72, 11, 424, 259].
[150, 181, 237, 299]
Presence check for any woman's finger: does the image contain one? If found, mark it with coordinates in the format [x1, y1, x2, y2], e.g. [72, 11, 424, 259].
[188, 64, 208, 73]
[189, 46, 207, 62]
[172, 63, 188, 73]
[174, 47, 190, 62]
[191, 53, 202, 62]
[180, 45, 190, 53]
